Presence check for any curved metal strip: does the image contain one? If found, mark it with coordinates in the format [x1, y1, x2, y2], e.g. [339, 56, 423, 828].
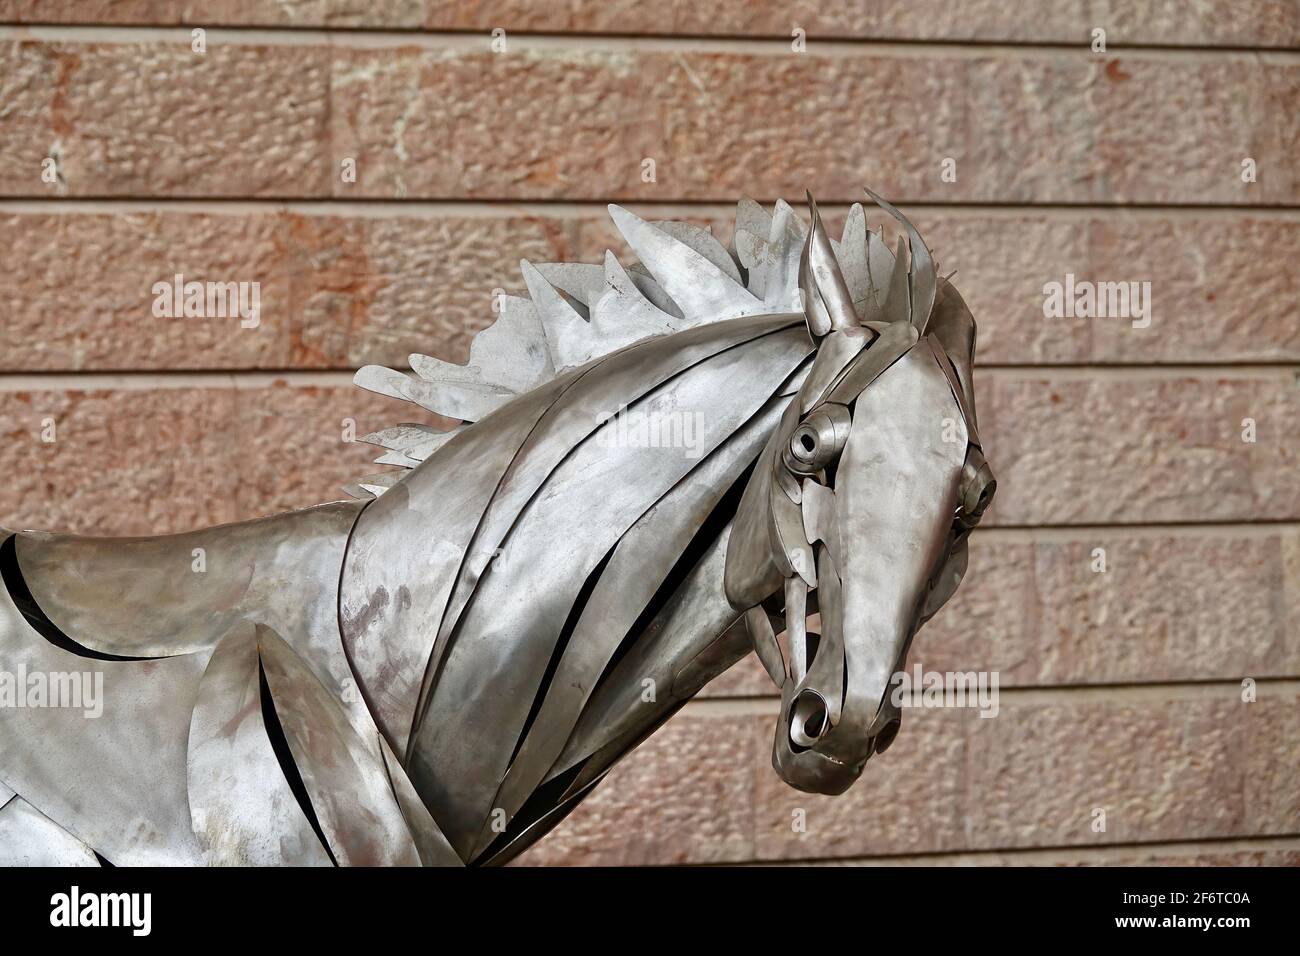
[359, 422, 442, 451]
[376, 736, 463, 866]
[413, 314, 805, 742]
[650, 220, 743, 284]
[927, 277, 979, 426]
[551, 529, 742, 780]
[0, 798, 101, 866]
[608, 205, 763, 322]
[746, 605, 786, 686]
[864, 187, 936, 333]
[483, 388, 791, 844]
[824, 318, 919, 408]
[409, 325, 812, 858]
[0, 575, 205, 864]
[927, 335, 981, 448]
[257, 628, 422, 866]
[186, 622, 333, 866]
[723, 395, 801, 609]
[15, 502, 364, 661]
[340, 370, 584, 757]
[800, 194, 858, 335]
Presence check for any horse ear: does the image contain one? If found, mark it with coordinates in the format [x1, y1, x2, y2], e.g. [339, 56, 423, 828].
[863, 187, 936, 333]
[799, 193, 858, 338]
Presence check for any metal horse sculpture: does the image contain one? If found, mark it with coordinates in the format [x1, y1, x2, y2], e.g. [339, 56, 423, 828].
[0, 191, 994, 866]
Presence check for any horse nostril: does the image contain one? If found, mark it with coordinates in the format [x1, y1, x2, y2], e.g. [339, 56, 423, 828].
[790, 690, 829, 749]
[873, 717, 901, 754]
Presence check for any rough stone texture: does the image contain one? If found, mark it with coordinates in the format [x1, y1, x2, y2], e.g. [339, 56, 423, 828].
[1, 38, 1295, 202]
[806, 843, 1300, 866]
[0, 209, 576, 370]
[3, 1, 1297, 48]
[329, 46, 1298, 204]
[0, 386, 243, 534]
[518, 711, 762, 866]
[3, 208, 1296, 370]
[978, 371, 1300, 525]
[519, 688, 1299, 864]
[707, 528, 1300, 694]
[0, 39, 332, 198]
[0, 383, 444, 535]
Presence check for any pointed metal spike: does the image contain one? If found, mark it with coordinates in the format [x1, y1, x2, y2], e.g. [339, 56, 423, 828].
[357, 472, 402, 496]
[374, 449, 418, 467]
[800, 192, 858, 335]
[860, 225, 896, 322]
[882, 235, 911, 324]
[408, 353, 490, 388]
[531, 262, 606, 311]
[467, 285, 555, 392]
[358, 423, 442, 450]
[520, 260, 590, 330]
[399, 376, 512, 422]
[401, 426, 467, 462]
[863, 187, 936, 332]
[735, 196, 773, 243]
[341, 483, 376, 500]
[760, 199, 807, 311]
[354, 365, 416, 403]
[607, 204, 761, 321]
[835, 203, 871, 318]
[770, 199, 808, 241]
[589, 251, 681, 348]
[649, 220, 743, 285]
[738, 227, 764, 297]
[521, 258, 593, 372]
[622, 263, 684, 318]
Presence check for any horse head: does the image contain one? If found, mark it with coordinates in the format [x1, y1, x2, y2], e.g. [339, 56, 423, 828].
[725, 192, 996, 794]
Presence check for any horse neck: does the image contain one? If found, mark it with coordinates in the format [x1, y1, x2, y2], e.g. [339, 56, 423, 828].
[342, 316, 813, 860]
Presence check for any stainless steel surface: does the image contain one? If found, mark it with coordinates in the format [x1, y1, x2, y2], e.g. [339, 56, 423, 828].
[0, 799, 101, 866]
[2, 190, 991, 865]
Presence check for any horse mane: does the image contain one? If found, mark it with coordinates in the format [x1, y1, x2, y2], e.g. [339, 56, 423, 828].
[346, 197, 913, 499]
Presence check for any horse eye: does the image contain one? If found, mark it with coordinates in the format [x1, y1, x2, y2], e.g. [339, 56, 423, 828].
[791, 427, 820, 461]
[783, 404, 851, 476]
